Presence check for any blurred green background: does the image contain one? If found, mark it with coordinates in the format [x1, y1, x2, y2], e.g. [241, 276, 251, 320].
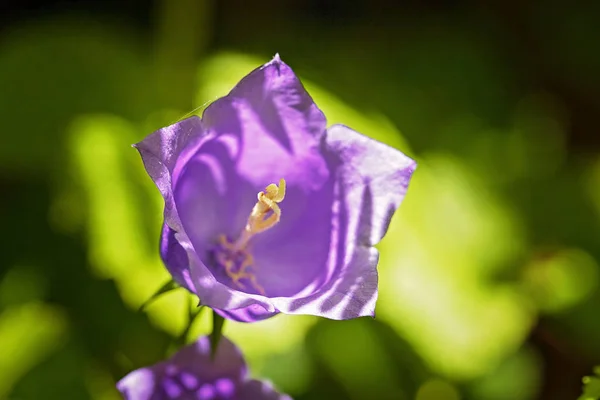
[1, 0, 599, 399]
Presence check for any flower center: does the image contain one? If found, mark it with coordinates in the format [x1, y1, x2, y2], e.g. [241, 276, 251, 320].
[213, 179, 286, 295]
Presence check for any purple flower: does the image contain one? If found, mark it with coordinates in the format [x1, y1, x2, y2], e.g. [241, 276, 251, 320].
[117, 336, 290, 400]
[136, 55, 416, 322]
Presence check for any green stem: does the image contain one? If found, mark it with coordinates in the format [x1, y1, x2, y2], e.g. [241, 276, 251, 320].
[210, 310, 225, 360]
[174, 296, 204, 347]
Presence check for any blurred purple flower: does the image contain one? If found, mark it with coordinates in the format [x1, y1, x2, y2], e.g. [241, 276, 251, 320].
[117, 336, 290, 400]
[136, 55, 416, 322]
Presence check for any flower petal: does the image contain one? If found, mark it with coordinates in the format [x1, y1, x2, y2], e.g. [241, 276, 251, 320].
[134, 115, 204, 234]
[189, 124, 415, 320]
[116, 368, 156, 400]
[205, 230, 379, 321]
[117, 336, 248, 400]
[136, 58, 416, 322]
[176, 54, 330, 257]
[214, 304, 279, 323]
[160, 223, 194, 291]
[172, 136, 258, 260]
[249, 176, 336, 297]
[270, 246, 380, 320]
[272, 123, 415, 319]
[173, 55, 333, 306]
[135, 115, 209, 296]
[323, 124, 416, 247]
[200, 54, 329, 190]
[169, 336, 247, 382]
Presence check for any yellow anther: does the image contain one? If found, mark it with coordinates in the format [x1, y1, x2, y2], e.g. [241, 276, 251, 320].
[251, 178, 285, 223]
[235, 178, 286, 249]
[264, 178, 286, 202]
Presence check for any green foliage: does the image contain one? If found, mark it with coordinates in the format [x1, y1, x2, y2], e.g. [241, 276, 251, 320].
[579, 367, 600, 400]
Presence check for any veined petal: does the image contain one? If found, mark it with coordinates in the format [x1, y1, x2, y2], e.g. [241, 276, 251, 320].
[197, 124, 415, 321]
[201, 54, 329, 190]
[175, 55, 330, 254]
[173, 55, 333, 303]
[136, 56, 416, 323]
[135, 116, 208, 291]
[274, 123, 415, 319]
[323, 124, 416, 248]
[218, 247, 379, 321]
[134, 115, 204, 234]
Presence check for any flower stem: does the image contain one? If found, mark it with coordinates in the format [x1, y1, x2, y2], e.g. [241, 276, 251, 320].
[210, 310, 225, 360]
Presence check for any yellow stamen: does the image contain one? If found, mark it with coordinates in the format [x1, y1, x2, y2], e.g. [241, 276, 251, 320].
[215, 179, 286, 295]
[234, 178, 286, 249]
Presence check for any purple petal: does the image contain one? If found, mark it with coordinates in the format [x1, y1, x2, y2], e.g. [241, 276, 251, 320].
[172, 136, 259, 261]
[134, 115, 204, 234]
[174, 54, 330, 255]
[160, 224, 194, 291]
[135, 115, 208, 293]
[136, 56, 416, 322]
[179, 371, 199, 391]
[196, 383, 216, 399]
[168, 336, 248, 382]
[212, 124, 416, 320]
[323, 124, 416, 247]
[116, 368, 156, 400]
[237, 379, 292, 400]
[172, 55, 333, 306]
[214, 377, 235, 398]
[265, 124, 415, 319]
[116, 336, 247, 400]
[273, 246, 380, 320]
[175, 132, 334, 299]
[162, 377, 183, 398]
[249, 176, 335, 297]
[213, 303, 279, 323]
[201, 54, 329, 190]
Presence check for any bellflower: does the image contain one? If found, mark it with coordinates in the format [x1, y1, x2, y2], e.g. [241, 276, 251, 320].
[117, 336, 290, 400]
[136, 55, 416, 322]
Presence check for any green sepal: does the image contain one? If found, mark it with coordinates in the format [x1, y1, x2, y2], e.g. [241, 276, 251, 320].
[172, 296, 204, 348]
[138, 279, 180, 312]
